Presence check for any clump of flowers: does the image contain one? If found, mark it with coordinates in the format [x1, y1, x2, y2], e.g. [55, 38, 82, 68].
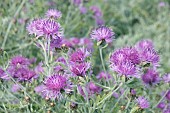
[110, 47, 139, 77]
[0, 6, 167, 113]
[110, 39, 160, 80]
[7, 55, 37, 81]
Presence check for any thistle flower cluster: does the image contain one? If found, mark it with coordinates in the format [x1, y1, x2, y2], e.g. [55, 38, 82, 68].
[27, 9, 63, 50]
[3, 56, 38, 81]
[110, 39, 160, 85]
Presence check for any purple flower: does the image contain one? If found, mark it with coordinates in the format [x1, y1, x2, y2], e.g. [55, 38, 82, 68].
[79, 38, 93, 51]
[54, 66, 64, 73]
[110, 47, 141, 77]
[140, 48, 159, 64]
[159, 2, 166, 7]
[43, 19, 62, 38]
[88, 82, 102, 94]
[130, 89, 136, 95]
[95, 17, 105, 25]
[112, 92, 119, 98]
[35, 74, 67, 99]
[11, 84, 21, 92]
[35, 62, 44, 74]
[136, 96, 150, 109]
[157, 102, 166, 109]
[163, 109, 170, 113]
[123, 47, 141, 65]
[70, 63, 90, 77]
[29, 57, 37, 64]
[29, 0, 34, 4]
[163, 73, 170, 83]
[110, 49, 127, 65]
[70, 37, 80, 45]
[79, 7, 87, 14]
[166, 90, 170, 101]
[50, 37, 62, 49]
[10, 55, 30, 67]
[90, 6, 103, 17]
[111, 60, 136, 76]
[45, 75, 66, 90]
[0, 68, 10, 80]
[45, 9, 62, 19]
[8, 67, 37, 81]
[91, 26, 115, 43]
[77, 85, 91, 99]
[72, 0, 82, 6]
[136, 39, 154, 50]
[96, 71, 111, 80]
[62, 38, 73, 48]
[142, 68, 159, 85]
[70, 48, 90, 63]
[18, 18, 25, 24]
[26, 18, 45, 36]
[56, 57, 66, 65]
[110, 47, 140, 66]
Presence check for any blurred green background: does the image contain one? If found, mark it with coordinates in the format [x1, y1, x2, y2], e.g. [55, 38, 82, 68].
[0, 0, 170, 72]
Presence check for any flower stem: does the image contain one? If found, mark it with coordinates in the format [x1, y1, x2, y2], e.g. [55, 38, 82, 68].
[97, 83, 123, 106]
[99, 47, 106, 72]
[99, 47, 110, 86]
[153, 90, 169, 108]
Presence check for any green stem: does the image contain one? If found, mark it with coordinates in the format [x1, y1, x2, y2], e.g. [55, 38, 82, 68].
[97, 83, 123, 106]
[99, 47, 110, 87]
[110, 88, 129, 113]
[153, 90, 169, 108]
[99, 47, 106, 72]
